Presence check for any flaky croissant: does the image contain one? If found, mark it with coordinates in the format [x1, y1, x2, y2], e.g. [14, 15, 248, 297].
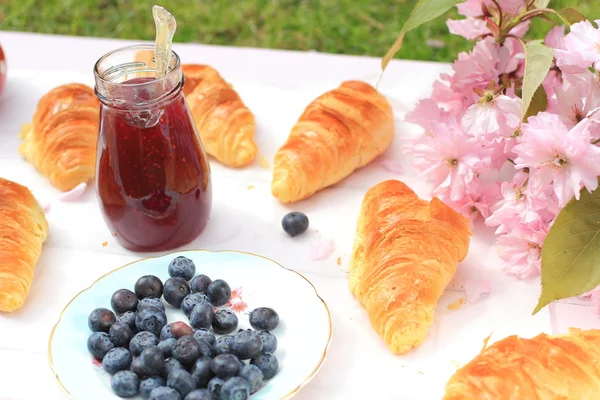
[444, 328, 600, 399]
[349, 180, 471, 354]
[271, 80, 394, 203]
[19, 83, 99, 191]
[0, 178, 49, 312]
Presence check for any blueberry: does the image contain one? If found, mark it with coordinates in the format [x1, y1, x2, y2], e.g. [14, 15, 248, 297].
[161, 324, 174, 341]
[189, 302, 214, 330]
[111, 289, 139, 315]
[231, 329, 263, 360]
[118, 311, 138, 333]
[250, 353, 278, 379]
[206, 280, 231, 307]
[207, 377, 225, 398]
[190, 275, 212, 294]
[191, 356, 214, 388]
[281, 211, 309, 237]
[149, 386, 182, 400]
[184, 389, 214, 400]
[238, 364, 263, 394]
[87, 332, 115, 359]
[210, 354, 240, 379]
[136, 308, 168, 337]
[111, 370, 139, 398]
[167, 369, 196, 398]
[214, 335, 233, 355]
[159, 338, 177, 358]
[258, 331, 277, 353]
[140, 377, 166, 400]
[130, 331, 159, 357]
[220, 377, 251, 400]
[164, 357, 185, 378]
[135, 275, 164, 300]
[181, 293, 211, 317]
[88, 308, 116, 333]
[249, 307, 279, 331]
[138, 297, 166, 312]
[140, 346, 165, 376]
[193, 329, 216, 346]
[212, 310, 238, 335]
[168, 256, 196, 281]
[172, 336, 202, 366]
[110, 322, 134, 347]
[102, 347, 132, 375]
[130, 357, 148, 379]
[164, 277, 191, 308]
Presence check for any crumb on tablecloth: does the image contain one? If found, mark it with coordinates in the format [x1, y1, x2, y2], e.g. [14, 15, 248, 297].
[247, 185, 255, 190]
[482, 332, 493, 351]
[447, 298, 466, 310]
[450, 360, 460, 369]
[417, 371, 424, 375]
[258, 155, 270, 170]
[336, 257, 341, 266]
[102, 241, 108, 247]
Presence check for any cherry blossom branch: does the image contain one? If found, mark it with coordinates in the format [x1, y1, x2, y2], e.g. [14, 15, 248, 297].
[489, 0, 503, 31]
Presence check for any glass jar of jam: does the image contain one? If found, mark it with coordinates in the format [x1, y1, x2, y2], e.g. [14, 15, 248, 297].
[94, 44, 212, 252]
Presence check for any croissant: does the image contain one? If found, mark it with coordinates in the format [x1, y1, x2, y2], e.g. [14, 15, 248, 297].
[19, 83, 99, 191]
[0, 178, 49, 312]
[444, 328, 600, 399]
[271, 80, 394, 203]
[349, 180, 471, 354]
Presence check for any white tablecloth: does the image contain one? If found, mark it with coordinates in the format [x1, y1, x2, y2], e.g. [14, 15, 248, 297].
[0, 31, 599, 400]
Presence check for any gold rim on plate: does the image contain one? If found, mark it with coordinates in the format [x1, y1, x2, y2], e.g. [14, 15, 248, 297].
[47, 249, 332, 400]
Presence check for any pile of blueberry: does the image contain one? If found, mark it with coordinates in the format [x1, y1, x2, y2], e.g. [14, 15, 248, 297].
[86, 256, 280, 400]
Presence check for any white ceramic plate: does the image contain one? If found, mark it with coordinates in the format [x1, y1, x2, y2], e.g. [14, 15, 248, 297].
[48, 250, 332, 399]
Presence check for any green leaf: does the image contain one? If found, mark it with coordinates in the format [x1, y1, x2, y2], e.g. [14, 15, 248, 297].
[521, 40, 554, 121]
[534, 0, 551, 8]
[522, 84, 547, 122]
[534, 181, 600, 314]
[558, 8, 588, 26]
[381, 0, 461, 72]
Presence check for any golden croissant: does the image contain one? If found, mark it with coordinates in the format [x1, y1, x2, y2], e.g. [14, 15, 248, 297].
[271, 80, 394, 203]
[444, 328, 600, 399]
[349, 180, 471, 354]
[19, 83, 100, 191]
[0, 178, 49, 312]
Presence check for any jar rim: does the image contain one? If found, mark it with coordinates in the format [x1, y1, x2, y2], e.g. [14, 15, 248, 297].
[93, 43, 181, 86]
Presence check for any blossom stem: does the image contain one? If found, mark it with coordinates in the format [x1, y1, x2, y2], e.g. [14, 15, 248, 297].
[508, 158, 516, 165]
[592, 138, 600, 145]
[490, 0, 503, 31]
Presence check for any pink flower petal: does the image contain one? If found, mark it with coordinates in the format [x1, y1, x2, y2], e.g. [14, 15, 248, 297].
[309, 239, 335, 261]
[41, 200, 52, 213]
[381, 159, 403, 174]
[464, 280, 491, 304]
[59, 182, 88, 202]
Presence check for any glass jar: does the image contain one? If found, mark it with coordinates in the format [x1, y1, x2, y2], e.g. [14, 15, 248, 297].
[94, 44, 212, 252]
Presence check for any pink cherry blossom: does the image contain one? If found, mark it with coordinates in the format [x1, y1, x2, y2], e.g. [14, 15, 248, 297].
[555, 20, 600, 73]
[450, 38, 500, 94]
[464, 280, 492, 303]
[309, 238, 335, 261]
[496, 224, 547, 279]
[405, 98, 447, 133]
[551, 71, 600, 132]
[513, 113, 600, 206]
[446, 180, 501, 221]
[447, 18, 489, 40]
[461, 93, 521, 136]
[545, 25, 565, 50]
[456, 0, 491, 17]
[498, 37, 525, 75]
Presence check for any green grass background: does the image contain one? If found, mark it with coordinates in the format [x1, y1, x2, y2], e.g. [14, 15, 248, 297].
[1, 0, 597, 63]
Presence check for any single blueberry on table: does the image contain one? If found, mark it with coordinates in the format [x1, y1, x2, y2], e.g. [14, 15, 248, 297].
[136, 307, 168, 337]
[149, 386, 183, 400]
[210, 354, 240, 379]
[111, 370, 139, 398]
[118, 311, 138, 333]
[140, 376, 166, 400]
[110, 322, 134, 348]
[190, 275, 212, 294]
[130, 357, 148, 379]
[191, 356, 214, 388]
[184, 389, 214, 400]
[250, 353, 279, 380]
[87, 331, 115, 359]
[193, 328, 216, 346]
[181, 293, 211, 317]
[238, 364, 264, 394]
[135, 275, 164, 300]
[88, 307, 116, 333]
[220, 377, 251, 400]
[138, 297, 166, 312]
[161, 324, 174, 341]
[111, 288, 139, 315]
[249, 307, 279, 331]
[212, 310, 238, 335]
[164, 277, 191, 308]
[231, 329, 263, 360]
[214, 335, 233, 355]
[159, 338, 177, 358]
[168, 369, 197, 398]
[130, 331, 159, 357]
[140, 346, 165, 376]
[207, 377, 225, 398]
[189, 302, 214, 330]
[281, 211, 309, 237]
[168, 256, 196, 281]
[258, 331, 277, 353]
[102, 347, 132, 375]
[172, 335, 202, 366]
[163, 357, 185, 378]
[206, 280, 231, 307]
